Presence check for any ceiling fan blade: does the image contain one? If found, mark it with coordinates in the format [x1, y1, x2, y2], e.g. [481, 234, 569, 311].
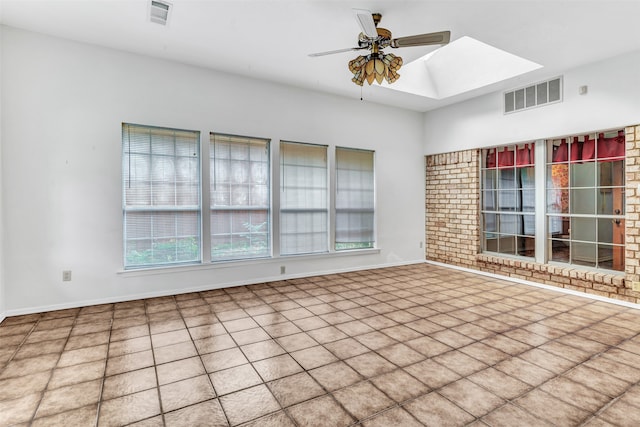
[308, 47, 365, 57]
[391, 31, 451, 48]
[353, 8, 378, 39]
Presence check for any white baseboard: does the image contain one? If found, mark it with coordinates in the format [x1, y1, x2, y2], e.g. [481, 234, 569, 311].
[426, 260, 640, 310]
[4, 259, 427, 318]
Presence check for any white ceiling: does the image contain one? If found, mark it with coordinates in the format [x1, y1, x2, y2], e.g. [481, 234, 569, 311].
[2, 0, 640, 112]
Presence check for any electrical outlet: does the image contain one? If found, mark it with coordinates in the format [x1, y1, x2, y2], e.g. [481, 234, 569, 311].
[62, 270, 72, 282]
[280, 266, 286, 274]
[632, 281, 640, 292]
[419, 241, 423, 249]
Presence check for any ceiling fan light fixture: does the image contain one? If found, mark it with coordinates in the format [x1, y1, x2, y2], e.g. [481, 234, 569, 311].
[349, 52, 403, 86]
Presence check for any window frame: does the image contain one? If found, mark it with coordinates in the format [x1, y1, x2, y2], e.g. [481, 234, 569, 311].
[209, 132, 271, 262]
[480, 127, 626, 273]
[335, 146, 376, 251]
[122, 123, 202, 269]
[480, 143, 536, 259]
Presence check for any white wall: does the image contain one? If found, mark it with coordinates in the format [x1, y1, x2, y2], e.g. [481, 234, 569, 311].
[423, 51, 640, 154]
[0, 26, 5, 323]
[1, 26, 426, 314]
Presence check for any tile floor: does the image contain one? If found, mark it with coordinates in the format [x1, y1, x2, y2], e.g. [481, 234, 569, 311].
[1, 264, 640, 426]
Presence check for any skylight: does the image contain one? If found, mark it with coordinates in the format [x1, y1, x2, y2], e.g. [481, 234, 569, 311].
[383, 36, 542, 99]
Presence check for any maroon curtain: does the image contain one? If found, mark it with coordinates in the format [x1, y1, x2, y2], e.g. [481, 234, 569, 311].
[569, 137, 581, 161]
[498, 147, 514, 167]
[582, 135, 595, 160]
[597, 130, 625, 160]
[553, 139, 568, 163]
[486, 148, 496, 168]
[516, 144, 532, 166]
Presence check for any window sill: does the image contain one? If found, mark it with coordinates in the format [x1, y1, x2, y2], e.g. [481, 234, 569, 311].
[117, 248, 381, 277]
[476, 253, 625, 287]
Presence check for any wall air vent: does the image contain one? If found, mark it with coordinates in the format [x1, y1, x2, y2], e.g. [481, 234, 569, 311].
[504, 77, 562, 114]
[149, 0, 171, 25]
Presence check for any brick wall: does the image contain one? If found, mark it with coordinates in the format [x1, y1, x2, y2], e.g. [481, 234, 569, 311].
[425, 125, 640, 304]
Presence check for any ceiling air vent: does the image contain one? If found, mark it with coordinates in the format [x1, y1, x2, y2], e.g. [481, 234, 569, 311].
[149, 0, 171, 25]
[504, 77, 562, 114]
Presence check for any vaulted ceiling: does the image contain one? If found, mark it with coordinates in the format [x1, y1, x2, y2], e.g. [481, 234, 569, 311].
[2, 1, 640, 111]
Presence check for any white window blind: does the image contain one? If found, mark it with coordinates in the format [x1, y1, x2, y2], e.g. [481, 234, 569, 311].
[210, 133, 270, 261]
[335, 147, 375, 250]
[122, 124, 201, 268]
[280, 141, 328, 255]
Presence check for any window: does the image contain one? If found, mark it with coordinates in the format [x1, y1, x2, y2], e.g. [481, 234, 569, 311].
[481, 143, 535, 257]
[547, 130, 625, 271]
[335, 147, 375, 250]
[280, 141, 328, 255]
[122, 124, 376, 269]
[122, 124, 200, 268]
[210, 134, 270, 261]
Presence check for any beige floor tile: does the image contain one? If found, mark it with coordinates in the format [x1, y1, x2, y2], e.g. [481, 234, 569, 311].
[515, 389, 591, 425]
[306, 326, 348, 344]
[153, 340, 198, 365]
[439, 378, 505, 417]
[108, 335, 151, 358]
[102, 367, 157, 400]
[0, 353, 59, 379]
[290, 345, 338, 370]
[242, 340, 286, 362]
[405, 336, 452, 357]
[0, 371, 52, 401]
[276, 332, 318, 352]
[194, 334, 237, 354]
[32, 404, 98, 426]
[404, 392, 475, 426]
[105, 349, 154, 376]
[403, 359, 461, 389]
[219, 384, 280, 425]
[201, 347, 248, 373]
[13, 338, 66, 360]
[540, 376, 611, 413]
[231, 327, 271, 346]
[160, 375, 216, 412]
[323, 337, 369, 359]
[239, 410, 295, 427]
[308, 361, 363, 391]
[210, 363, 262, 396]
[565, 365, 631, 398]
[98, 388, 160, 426]
[286, 395, 354, 427]
[354, 331, 397, 350]
[157, 356, 205, 385]
[333, 381, 394, 421]
[0, 393, 43, 426]
[164, 399, 227, 427]
[361, 407, 422, 427]
[344, 351, 396, 377]
[252, 354, 303, 382]
[370, 369, 429, 403]
[36, 379, 102, 418]
[495, 357, 556, 387]
[433, 350, 489, 376]
[268, 372, 325, 407]
[48, 360, 106, 389]
[467, 367, 532, 400]
[151, 329, 190, 348]
[375, 343, 425, 367]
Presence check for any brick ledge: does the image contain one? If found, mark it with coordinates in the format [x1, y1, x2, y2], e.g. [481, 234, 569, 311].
[476, 253, 625, 287]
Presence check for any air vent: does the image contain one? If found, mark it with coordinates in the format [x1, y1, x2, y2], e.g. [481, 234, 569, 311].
[149, 0, 171, 25]
[504, 77, 562, 114]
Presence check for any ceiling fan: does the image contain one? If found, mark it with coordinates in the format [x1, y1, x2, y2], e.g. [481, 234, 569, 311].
[309, 9, 451, 86]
